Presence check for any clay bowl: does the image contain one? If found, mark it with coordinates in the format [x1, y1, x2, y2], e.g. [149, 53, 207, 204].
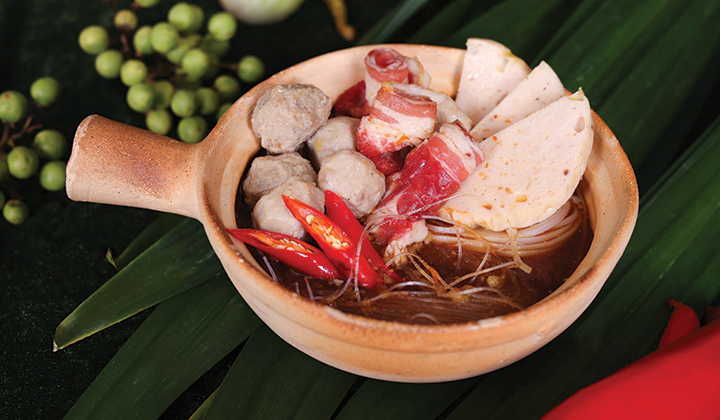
[66, 43, 638, 383]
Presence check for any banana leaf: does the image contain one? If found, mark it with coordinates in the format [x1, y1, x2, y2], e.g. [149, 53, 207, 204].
[54, 219, 223, 350]
[598, 0, 720, 174]
[407, 0, 493, 45]
[109, 213, 185, 270]
[442, 0, 583, 59]
[64, 276, 262, 420]
[541, 0, 690, 106]
[356, 0, 432, 45]
[201, 327, 355, 419]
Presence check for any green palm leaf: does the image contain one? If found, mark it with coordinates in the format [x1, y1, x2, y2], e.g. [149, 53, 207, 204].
[64, 276, 262, 420]
[202, 327, 355, 419]
[54, 219, 223, 350]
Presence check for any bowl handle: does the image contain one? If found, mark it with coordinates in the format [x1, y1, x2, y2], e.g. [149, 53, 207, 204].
[66, 115, 202, 219]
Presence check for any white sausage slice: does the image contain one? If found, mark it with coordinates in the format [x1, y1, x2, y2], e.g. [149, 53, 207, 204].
[455, 39, 530, 124]
[440, 90, 593, 231]
[470, 61, 565, 140]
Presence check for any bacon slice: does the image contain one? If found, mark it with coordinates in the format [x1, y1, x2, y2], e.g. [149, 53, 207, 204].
[357, 83, 437, 162]
[368, 121, 484, 259]
[364, 48, 431, 104]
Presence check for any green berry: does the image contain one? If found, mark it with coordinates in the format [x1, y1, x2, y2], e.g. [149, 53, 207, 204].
[213, 75, 240, 102]
[3, 200, 29, 225]
[170, 89, 197, 117]
[201, 34, 230, 57]
[153, 80, 175, 109]
[114, 9, 138, 31]
[181, 48, 210, 79]
[208, 12, 237, 42]
[146, 109, 173, 135]
[0, 90, 28, 123]
[216, 102, 232, 121]
[30, 77, 60, 107]
[40, 161, 67, 192]
[168, 3, 195, 32]
[133, 26, 154, 55]
[0, 157, 8, 180]
[126, 83, 155, 113]
[120, 59, 148, 86]
[0, 191, 5, 210]
[186, 5, 205, 34]
[166, 34, 201, 65]
[238, 55, 265, 83]
[151, 22, 180, 54]
[7, 146, 39, 179]
[195, 87, 219, 115]
[33, 129, 67, 160]
[95, 50, 124, 79]
[177, 116, 207, 143]
[79, 25, 109, 55]
[203, 55, 220, 80]
[135, 0, 160, 8]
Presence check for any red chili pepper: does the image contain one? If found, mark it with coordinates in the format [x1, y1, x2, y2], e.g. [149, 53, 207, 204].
[324, 189, 402, 284]
[658, 299, 700, 348]
[226, 228, 340, 280]
[542, 317, 720, 420]
[281, 194, 382, 289]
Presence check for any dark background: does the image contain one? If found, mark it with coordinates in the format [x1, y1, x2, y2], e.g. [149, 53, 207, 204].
[0, 0, 395, 417]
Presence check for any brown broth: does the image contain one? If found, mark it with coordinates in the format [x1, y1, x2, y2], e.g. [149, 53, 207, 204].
[234, 158, 593, 325]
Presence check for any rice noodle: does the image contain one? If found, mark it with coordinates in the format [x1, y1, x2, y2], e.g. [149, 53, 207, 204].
[426, 193, 586, 258]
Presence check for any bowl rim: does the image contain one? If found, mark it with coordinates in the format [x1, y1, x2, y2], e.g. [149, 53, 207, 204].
[196, 43, 639, 341]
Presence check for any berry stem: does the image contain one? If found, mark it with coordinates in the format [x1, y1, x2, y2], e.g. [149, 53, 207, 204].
[120, 32, 132, 59]
[4, 111, 43, 147]
[0, 124, 9, 149]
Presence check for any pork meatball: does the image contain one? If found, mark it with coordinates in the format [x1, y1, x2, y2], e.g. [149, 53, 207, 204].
[251, 84, 332, 154]
[307, 117, 359, 169]
[242, 152, 316, 205]
[318, 150, 385, 218]
[252, 177, 325, 239]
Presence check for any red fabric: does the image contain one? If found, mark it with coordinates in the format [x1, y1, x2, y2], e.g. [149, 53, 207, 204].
[542, 319, 720, 420]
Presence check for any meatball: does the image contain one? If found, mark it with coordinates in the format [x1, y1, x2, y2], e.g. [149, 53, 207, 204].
[252, 177, 325, 239]
[318, 150, 385, 218]
[251, 84, 332, 154]
[307, 117, 359, 169]
[242, 152, 316, 205]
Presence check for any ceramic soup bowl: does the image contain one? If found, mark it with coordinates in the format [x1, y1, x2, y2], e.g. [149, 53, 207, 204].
[66, 43, 638, 383]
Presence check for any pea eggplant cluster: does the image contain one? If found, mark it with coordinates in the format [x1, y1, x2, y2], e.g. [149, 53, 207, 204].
[79, 0, 266, 144]
[0, 77, 66, 225]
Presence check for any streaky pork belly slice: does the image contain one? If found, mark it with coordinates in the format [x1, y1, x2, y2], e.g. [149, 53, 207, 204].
[369, 122, 484, 259]
[400, 84, 473, 130]
[440, 90, 593, 232]
[356, 82, 437, 158]
[455, 38, 530, 124]
[470, 61, 565, 140]
[364, 48, 432, 105]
